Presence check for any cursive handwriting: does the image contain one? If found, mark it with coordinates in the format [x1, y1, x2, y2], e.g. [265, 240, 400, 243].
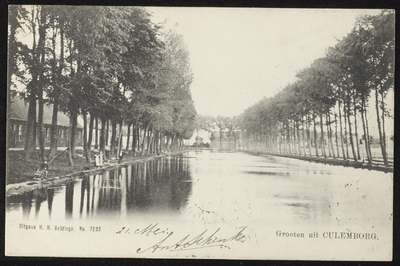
[129, 224, 247, 253]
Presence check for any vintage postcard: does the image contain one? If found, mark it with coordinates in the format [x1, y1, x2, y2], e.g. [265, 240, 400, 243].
[6, 6, 394, 260]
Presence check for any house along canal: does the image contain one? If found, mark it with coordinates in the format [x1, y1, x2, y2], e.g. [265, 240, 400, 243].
[6, 150, 392, 260]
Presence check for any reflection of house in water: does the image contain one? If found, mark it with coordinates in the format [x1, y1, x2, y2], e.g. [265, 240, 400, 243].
[124, 157, 192, 213]
[210, 131, 238, 151]
[97, 170, 123, 213]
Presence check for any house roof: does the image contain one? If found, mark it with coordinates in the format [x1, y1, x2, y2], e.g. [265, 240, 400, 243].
[9, 95, 82, 128]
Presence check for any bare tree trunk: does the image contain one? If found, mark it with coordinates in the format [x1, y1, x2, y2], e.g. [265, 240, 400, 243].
[325, 114, 332, 158]
[353, 93, 361, 160]
[159, 129, 163, 154]
[381, 92, 388, 165]
[25, 8, 38, 161]
[293, 124, 297, 155]
[49, 100, 59, 159]
[153, 130, 158, 154]
[152, 130, 157, 154]
[338, 102, 346, 159]
[37, 7, 46, 162]
[360, 99, 371, 163]
[146, 127, 153, 154]
[110, 120, 117, 157]
[88, 113, 94, 151]
[165, 136, 170, 152]
[106, 119, 109, 146]
[147, 128, 154, 154]
[364, 104, 373, 161]
[49, 18, 62, 159]
[70, 110, 77, 158]
[83, 112, 91, 162]
[313, 116, 319, 157]
[100, 117, 106, 157]
[37, 93, 45, 161]
[290, 123, 295, 155]
[131, 122, 136, 156]
[375, 87, 388, 166]
[343, 104, 349, 159]
[307, 115, 312, 157]
[334, 112, 340, 159]
[116, 122, 124, 159]
[327, 113, 335, 159]
[346, 102, 357, 162]
[320, 115, 326, 158]
[301, 120, 306, 156]
[325, 114, 331, 157]
[94, 117, 98, 149]
[25, 92, 37, 161]
[172, 132, 177, 152]
[287, 123, 291, 155]
[140, 123, 150, 156]
[126, 122, 131, 151]
[295, 123, 300, 156]
[7, 8, 17, 149]
[68, 118, 74, 166]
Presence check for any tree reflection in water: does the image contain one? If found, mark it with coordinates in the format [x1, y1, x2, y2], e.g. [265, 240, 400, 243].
[65, 182, 74, 218]
[81, 156, 193, 217]
[9, 155, 193, 220]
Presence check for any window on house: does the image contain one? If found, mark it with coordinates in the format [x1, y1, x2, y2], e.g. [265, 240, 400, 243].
[13, 124, 18, 143]
[46, 128, 50, 142]
[18, 125, 23, 142]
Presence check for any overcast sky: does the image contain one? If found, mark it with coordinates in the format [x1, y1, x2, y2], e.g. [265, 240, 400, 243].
[147, 7, 381, 118]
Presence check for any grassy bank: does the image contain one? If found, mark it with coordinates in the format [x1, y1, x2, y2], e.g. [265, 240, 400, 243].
[6, 148, 193, 198]
[6, 148, 191, 186]
[7, 149, 89, 185]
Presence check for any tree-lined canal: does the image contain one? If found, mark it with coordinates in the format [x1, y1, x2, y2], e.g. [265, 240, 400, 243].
[7, 150, 391, 228]
[6, 151, 392, 259]
[7, 7, 394, 260]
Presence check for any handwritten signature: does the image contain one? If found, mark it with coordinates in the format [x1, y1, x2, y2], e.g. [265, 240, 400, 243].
[116, 223, 247, 253]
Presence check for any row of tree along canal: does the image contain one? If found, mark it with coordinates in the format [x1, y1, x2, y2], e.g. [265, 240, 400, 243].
[237, 11, 394, 169]
[8, 6, 196, 165]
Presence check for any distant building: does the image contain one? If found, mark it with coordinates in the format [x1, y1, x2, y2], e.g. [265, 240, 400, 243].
[8, 95, 83, 149]
[210, 131, 237, 151]
[195, 135, 203, 146]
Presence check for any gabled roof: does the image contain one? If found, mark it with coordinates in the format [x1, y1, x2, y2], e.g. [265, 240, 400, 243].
[9, 95, 82, 128]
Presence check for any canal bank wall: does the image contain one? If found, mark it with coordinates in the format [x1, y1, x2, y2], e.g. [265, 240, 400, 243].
[243, 151, 393, 173]
[6, 150, 192, 199]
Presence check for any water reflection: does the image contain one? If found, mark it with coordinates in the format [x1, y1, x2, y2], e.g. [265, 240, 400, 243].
[65, 182, 74, 218]
[7, 155, 192, 220]
[21, 192, 33, 219]
[7, 151, 390, 228]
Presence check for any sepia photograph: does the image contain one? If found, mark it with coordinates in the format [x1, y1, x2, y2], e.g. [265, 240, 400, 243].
[5, 6, 394, 260]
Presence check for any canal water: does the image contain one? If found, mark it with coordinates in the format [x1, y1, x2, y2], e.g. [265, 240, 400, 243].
[6, 150, 392, 260]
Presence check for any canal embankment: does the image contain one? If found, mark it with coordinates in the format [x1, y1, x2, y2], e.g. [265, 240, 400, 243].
[6, 149, 193, 198]
[243, 151, 393, 173]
